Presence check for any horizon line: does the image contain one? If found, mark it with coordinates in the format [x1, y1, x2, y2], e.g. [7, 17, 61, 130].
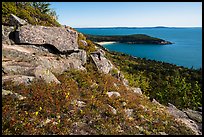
[73, 26, 202, 28]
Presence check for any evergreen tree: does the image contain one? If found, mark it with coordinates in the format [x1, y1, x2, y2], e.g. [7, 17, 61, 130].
[32, 2, 51, 14]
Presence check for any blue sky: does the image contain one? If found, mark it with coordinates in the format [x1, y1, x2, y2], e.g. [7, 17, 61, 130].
[49, 2, 202, 28]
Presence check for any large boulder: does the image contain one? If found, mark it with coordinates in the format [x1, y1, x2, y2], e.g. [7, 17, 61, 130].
[90, 49, 114, 74]
[16, 25, 78, 52]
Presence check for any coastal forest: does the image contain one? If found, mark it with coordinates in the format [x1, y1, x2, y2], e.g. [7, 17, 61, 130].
[2, 2, 202, 135]
[85, 34, 172, 45]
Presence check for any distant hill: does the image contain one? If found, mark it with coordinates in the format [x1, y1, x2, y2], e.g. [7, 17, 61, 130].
[85, 34, 172, 45]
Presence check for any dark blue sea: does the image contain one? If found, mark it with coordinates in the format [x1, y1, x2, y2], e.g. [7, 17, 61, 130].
[76, 27, 202, 69]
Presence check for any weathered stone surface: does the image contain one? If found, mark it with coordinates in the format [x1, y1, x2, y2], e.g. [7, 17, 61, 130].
[95, 49, 105, 56]
[106, 91, 121, 98]
[71, 122, 89, 135]
[122, 78, 129, 87]
[3, 44, 35, 54]
[107, 105, 117, 115]
[113, 70, 129, 87]
[17, 25, 78, 52]
[167, 103, 188, 118]
[9, 14, 28, 26]
[91, 49, 114, 74]
[176, 118, 201, 135]
[38, 56, 86, 75]
[2, 25, 15, 45]
[2, 65, 36, 76]
[2, 44, 39, 64]
[68, 49, 87, 65]
[183, 108, 202, 123]
[2, 44, 86, 85]
[198, 107, 202, 112]
[2, 89, 26, 100]
[2, 75, 35, 86]
[131, 87, 142, 94]
[34, 66, 61, 84]
[167, 103, 202, 135]
[152, 98, 165, 108]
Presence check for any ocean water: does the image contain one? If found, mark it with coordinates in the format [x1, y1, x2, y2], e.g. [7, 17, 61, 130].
[76, 27, 202, 69]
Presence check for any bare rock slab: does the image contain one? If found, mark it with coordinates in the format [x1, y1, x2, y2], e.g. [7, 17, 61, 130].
[17, 25, 78, 52]
[2, 75, 35, 86]
[183, 108, 202, 123]
[34, 66, 61, 84]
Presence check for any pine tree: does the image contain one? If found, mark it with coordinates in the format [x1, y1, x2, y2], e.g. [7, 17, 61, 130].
[32, 2, 51, 14]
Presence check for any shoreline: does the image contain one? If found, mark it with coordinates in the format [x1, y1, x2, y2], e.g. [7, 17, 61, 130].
[95, 41, 117, 45]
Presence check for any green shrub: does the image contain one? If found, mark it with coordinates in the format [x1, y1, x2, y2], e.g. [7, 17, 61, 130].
[105, 50, 202, 110]
[2, 2, 61, 27]
[2, 2, 17, 24]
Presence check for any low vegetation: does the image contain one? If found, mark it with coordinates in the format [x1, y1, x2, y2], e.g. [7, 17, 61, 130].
[103, 47, 202, 110]
[78, 33, 96, 54]
[2, 58, 195, 135]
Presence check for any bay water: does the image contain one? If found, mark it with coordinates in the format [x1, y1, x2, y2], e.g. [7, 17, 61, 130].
[76, 27, 202, 69]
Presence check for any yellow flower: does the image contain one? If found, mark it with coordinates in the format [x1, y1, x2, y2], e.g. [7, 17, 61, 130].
[91, 95, 94, 99]
[39, 107, 42, 111]
[35, 111, 39, 116]
[128, 117, 134, 121]
[25, 111, 28, 115]
[80, 109, 83, 113]
[65, 92, 70, 98]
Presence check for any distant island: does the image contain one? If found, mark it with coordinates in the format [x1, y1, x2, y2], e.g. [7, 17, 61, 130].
[85, 34, 173, 45]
